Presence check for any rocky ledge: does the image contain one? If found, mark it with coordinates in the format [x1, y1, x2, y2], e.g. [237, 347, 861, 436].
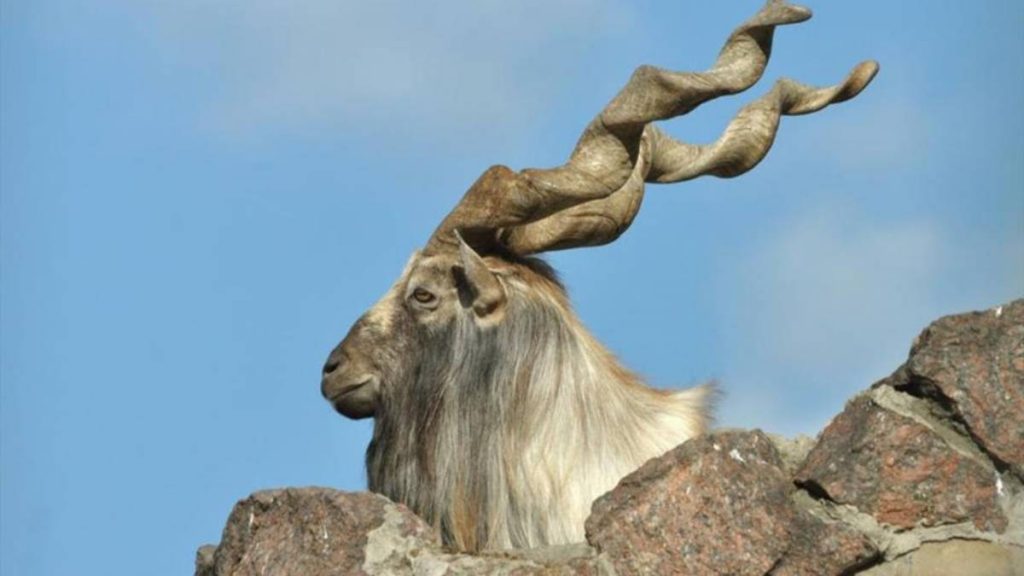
[197, 300, 1023, 576]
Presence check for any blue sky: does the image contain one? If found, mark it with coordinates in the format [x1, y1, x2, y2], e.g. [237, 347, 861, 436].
[2, 1, 1021, 574]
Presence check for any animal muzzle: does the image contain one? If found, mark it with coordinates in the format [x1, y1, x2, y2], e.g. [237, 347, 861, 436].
[321, 345, 379, 419]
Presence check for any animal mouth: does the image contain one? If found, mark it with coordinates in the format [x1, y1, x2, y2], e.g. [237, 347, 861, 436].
[324, 376, 378, 418]
[331, 378, 371, 402]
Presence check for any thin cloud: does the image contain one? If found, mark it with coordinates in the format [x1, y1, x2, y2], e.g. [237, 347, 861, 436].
[139, 0, 633, 144]
[787, 93, 932, 173]
[714, 205, 946, 435]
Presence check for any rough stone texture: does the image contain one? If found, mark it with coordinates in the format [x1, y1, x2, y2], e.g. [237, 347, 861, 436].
[586, 430, 877, 576]
[856, 540, 1024, 576]
[796, 394, 1006, 532]
[209, 488, 437, 576]
[586, 430, 792, 575]
[770, 496, 879, 576]
[201, 487, 608, 576]
[768, 433, 816, 475]
[430, 544, 608, 576]
[884, 300, 1024, 480]
[199, 299, 1024, 575]
[196, 545, 216, 576]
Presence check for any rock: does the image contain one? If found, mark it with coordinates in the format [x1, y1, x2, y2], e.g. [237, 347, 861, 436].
[208, 488, 438, 576]
[856, 540, 1024, 576]
[885, 299, 1024, 480]
[586, 430, 877, 576]
[769, 493, 879, 576]
[198, 300, 1024, 575]
[586, 430, 792, 575]
[796, 393, 1006, 532]
[195, 544, 216, 576]
[767, 433, 816, 474]
[201, 487, 611, 576]
[432, 544, 609, 576]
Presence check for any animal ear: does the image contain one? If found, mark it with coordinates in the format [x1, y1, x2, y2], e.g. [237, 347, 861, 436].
[453, 231, 507, 325]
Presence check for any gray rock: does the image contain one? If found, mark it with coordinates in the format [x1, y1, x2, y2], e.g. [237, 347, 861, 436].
[856, 540, 1024, 576]
[767, 433, 816, 474]
[208, 488, 438, 576]
[195, 544, 216, 576]
[199, 487, 608, 576]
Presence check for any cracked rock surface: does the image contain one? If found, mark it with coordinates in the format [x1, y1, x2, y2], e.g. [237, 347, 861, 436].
[205, 489, 438, 576]
[197, 489, 604, 575]
[197, 299, 1024, 576]
[585, 430, 877, 576]
[795, 392, 1007, 532]
[896, 299, 1024, 480]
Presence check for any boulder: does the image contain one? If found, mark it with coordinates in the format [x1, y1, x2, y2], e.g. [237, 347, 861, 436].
[198, 488, 608, 575]
[886, 300, 1024, 480]
[206, 488, 438, 576]
[585, 430, 877, 576]
[796, 394, 1006, 532]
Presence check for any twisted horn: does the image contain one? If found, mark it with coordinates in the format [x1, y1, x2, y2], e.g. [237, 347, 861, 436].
[424, 0, 877, 256]
[500, 62, 878, 253]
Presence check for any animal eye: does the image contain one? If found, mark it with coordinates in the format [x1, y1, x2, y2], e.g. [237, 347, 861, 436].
[412, 288, 436, 305]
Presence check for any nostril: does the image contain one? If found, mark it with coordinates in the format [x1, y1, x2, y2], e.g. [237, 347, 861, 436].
[323, 358, 340, 375]
[324, 344, 349, 376]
